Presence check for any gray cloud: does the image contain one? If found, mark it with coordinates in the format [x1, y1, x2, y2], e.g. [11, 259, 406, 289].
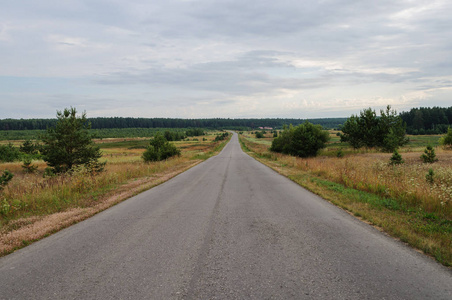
[0, 0, 451, 118]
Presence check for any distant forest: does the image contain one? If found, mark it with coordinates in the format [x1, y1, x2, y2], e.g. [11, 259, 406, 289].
[400, 106, 452, 134]
[1, 106, 451, 135]
[0, 117, 346, 131]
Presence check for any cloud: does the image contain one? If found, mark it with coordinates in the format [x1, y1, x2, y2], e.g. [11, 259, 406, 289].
[0, 0, 451, 118]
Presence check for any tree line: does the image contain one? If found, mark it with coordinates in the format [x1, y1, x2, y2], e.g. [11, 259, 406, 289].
[0, 117, 346, 131]
[400, 106, 452, 134]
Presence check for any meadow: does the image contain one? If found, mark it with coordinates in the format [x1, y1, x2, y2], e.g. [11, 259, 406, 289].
[240, 131, 452, 266]
[0, 132, 230, 255]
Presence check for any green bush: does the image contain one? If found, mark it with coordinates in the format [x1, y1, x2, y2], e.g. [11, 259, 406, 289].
[214, 132, 229, 141]
[271, 122, 329, 158]
[142, 133, 181, 162]
[0, 170, 14, 190]
[389, 150, 404, 165]
[0, 144, 21, 162]
[421, 145, 438, 163]
[439, 127, 452, 149]
[255, 131, 264, 138]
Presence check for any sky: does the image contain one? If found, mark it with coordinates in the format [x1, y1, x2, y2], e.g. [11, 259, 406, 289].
[1, 0, 451, 119]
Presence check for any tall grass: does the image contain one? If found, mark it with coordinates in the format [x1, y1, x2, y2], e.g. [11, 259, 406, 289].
[240, 133, 452, 219]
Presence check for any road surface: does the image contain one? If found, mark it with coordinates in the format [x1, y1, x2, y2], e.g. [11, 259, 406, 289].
[0, 132, 451, 299]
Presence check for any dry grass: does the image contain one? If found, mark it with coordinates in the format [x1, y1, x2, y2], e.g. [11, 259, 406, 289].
[241, 132, 452, 218]
[0, 132, 230, 255]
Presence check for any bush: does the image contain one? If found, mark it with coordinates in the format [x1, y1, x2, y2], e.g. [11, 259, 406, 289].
[389, 150, 404, 165]
[142, 133, 180, 162]
[271, 122, 329, 158]
[255, 131, 264, 138]
[22, 156, 38, 173]
[421, 145, 438, 163]
[439, 127, 452, 149]
[214, 132, 229, 141]
[0, 170, 14, 190]
[20, 140, 39, 155]
[0, 144, 21, 162]
[186, 128, 205, 137]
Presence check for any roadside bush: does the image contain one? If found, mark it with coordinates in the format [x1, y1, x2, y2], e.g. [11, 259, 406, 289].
[214, 132, 229, 141]
[271, 122, 329, 158]
[142, 133, 180, 162]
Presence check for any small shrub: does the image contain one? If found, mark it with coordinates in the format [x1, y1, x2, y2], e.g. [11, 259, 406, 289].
[439, 127, 452, 149]
[426, 168, 435, 184]
[255, 131, 264, 138]
[421, 145, 438, 163]
[21, 156, 38, 173]
[389, 150, 404, 165]
[0, 170, 14, 190]
[336, 149, 344, 158]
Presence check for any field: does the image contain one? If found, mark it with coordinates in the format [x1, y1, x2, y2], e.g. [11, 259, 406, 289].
[240, 131, 452, 266]
[0, 132, 230, 255]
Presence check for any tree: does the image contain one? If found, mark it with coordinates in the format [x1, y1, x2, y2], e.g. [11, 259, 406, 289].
[340, 106, 407, 151]
[142, 133, 181, 162]
[420, 145, 438, 163]
[40, 107, 103, 173]
[271, 122, 329, 157]
[389, 150, 404, 165]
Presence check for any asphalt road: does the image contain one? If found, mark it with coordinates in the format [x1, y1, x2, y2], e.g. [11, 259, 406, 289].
[0, 132, 451, 299]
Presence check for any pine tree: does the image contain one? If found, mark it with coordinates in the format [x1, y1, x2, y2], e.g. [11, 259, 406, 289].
[40, 108, 103, 173]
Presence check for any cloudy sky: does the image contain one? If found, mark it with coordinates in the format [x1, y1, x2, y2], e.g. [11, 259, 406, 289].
[1, 0, 451, 119]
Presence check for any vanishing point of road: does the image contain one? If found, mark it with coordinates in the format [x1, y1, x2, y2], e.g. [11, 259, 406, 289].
[0, 132, 451, 299]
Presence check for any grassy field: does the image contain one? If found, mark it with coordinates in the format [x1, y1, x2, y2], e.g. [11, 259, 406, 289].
[240, 131, 452, 267]
[0, 132, 230, 255]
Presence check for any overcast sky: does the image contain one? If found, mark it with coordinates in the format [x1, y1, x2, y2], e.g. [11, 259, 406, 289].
[1, 0, 451, 119]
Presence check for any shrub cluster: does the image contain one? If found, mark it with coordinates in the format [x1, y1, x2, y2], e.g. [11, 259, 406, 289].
[270, 122, 329, 158]
[340, 106, 408, 152]
[164, 130, 186, 141]
[214, 132, 229, 141]
[142, 133, 181, 162]
[186, 128, 205, 137]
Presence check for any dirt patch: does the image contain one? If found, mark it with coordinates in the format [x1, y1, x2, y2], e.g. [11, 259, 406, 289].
[0, 160, 201, 256]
